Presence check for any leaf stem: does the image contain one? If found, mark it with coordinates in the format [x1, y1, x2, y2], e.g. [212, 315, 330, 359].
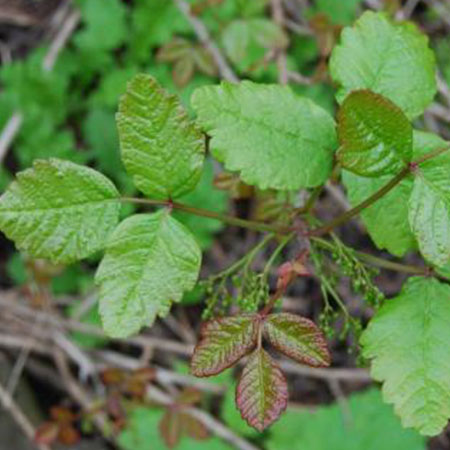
[412, 145, 450, 166]
[311, 237, 441, 278]
[120, 197, 289, 234]
[307, 166, 411, 237]
[309, 146, 450, 237]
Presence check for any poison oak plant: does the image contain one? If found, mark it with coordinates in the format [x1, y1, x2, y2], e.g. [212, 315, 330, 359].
[2, 10, 450, 435]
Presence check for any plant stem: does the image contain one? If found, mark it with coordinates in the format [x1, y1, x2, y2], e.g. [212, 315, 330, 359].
[262, 233, 296, 281]
[309, 146, 450, 237]
[307, 166, 411, 237]
[311, 237, 431, 277]
[121, 197, 289, 234]
[122, 147, 450, 239]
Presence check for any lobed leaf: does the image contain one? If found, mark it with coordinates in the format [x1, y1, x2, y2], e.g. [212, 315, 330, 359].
[263, 313, 330, 367]
[337, 90, 412, 176]
[190, 315, 258, 377]
[236, 348, 288, 431]
[0, 158, 120, 264]
[117, 74, 205, 200]
[96, 211, 201, 338]
[192, 80, 337, 191]
[361, 277, 450, 436]
[330, 11, 436, 119]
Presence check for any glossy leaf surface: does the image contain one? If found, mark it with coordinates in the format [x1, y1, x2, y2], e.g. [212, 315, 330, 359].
[117, 74, 205, 199]
[192, 80, 337, 191]
[191, 315, 258, 377]
[236, 348, 288, 431]
[0, 158, 120, 264]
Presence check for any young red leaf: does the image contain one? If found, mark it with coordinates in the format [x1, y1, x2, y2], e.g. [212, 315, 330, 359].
[236, 348, 288, 432]
[50, 406, 76, 424]
[159, 409, 182, 449]
[35, 422, 59, 445]
[58, 425, 81, 445]
[180, 412, 209, 441]
[263, 313, 330, 367]
[100, 368, 126, 386]
[177, 387, 203, 406]
[131, 367, 156, 384]
[190, 315, 258, 377]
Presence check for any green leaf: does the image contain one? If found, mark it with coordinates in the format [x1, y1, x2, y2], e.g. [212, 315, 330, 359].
[330, 11, 436, 119]
[263, 313, 330, 367]
[0, 47, 69, 124]
[343, 171, 415, 256]
[409, 133, 450, 266]
[0, 166, 11, 192]
[409, 174, 450, 267]
[128, 0, 190, 63]
[236, 348, 288, 431]
[192, 81, 337, 191]
[313, 0, 363, 25]
[90, 66, 139, 109]
[174, 159, 228, 250]
[191, 315, 257, 377]
[342, 131, 447, 257]
[96, 211, 201, 338]
[0, 159, 120, 264]
[117, 74, 205, 200]
[17, 117, 85, 169]
[75, 0, 127, 52]
[222, 19, 288, 73]
[82, 108, 122, 178]
[267, 388, 426, 450]
[337, 90, 412, 176]
[361, 277, 450, 436]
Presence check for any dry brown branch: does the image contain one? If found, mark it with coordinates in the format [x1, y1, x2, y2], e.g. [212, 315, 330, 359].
[147, 385, 259, 450]
[0, 7, 80, 164]
[0, 380, 51, 450]
[173, 0, 238, 82]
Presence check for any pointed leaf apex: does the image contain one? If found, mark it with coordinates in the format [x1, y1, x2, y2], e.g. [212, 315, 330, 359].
[236, 348, 288, 431]
[264, 313, 331, 367]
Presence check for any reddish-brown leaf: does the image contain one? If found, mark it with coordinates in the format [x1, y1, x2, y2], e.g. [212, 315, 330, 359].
[236, 348, 288, 432]
[276, 250, 310, 291]
[123, 379, 147, 398]
[263, 313, 330, 367]
[35, 422, 59, 445]
[173, 56, 195, 87]
[58, 425, 81, 445]
[50, 406, 76, 424]
[177, 387, 202, 406]
[191, 315, 258, 377]
[131, 367, 156, 384]
[159, 409, 182, 449]
[100, 368, 126, 386]
[106, 392, 125, 420]
[180, 412, 209, 441]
